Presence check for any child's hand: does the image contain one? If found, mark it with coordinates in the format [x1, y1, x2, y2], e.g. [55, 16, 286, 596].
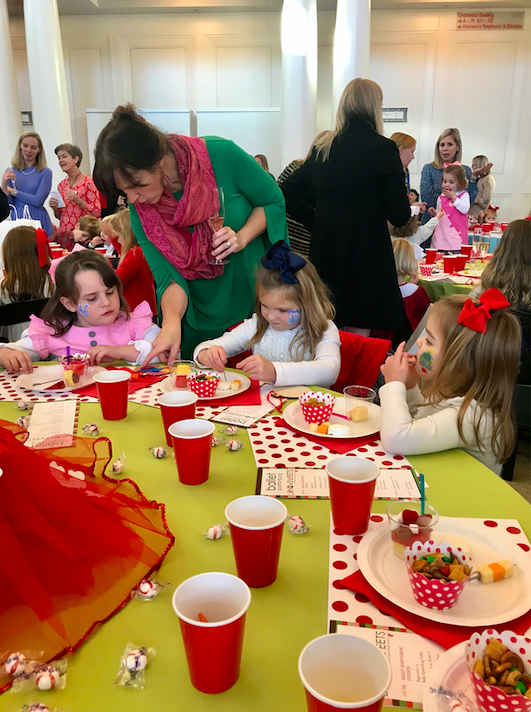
[381, 342, 417, 388]
[87, 345, 123, 365]
[197, 346, 227, 372]
[0, 349, 34, 374]
[442, 188, 457, 202]
[436, 208, 445, 220]
[237, 354, 276, 383]
[411, 201, 427, 214]
[428, 207, 437, 217]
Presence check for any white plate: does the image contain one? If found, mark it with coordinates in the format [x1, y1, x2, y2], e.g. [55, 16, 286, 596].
[357, 518, 531, 626]
[423, 642, 469, 712]
[283, 397, 380, 439]
[159, 371, 251, 401]
[16, 364, 106, 393]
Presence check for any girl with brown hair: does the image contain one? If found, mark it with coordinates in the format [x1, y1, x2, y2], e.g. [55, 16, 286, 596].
[193, 241, 340, 386]
[0, 226, 53, 341]
[379, 291, 522, 474]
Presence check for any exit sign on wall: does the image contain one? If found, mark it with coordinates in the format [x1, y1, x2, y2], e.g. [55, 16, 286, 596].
[456, 12, 524, 30]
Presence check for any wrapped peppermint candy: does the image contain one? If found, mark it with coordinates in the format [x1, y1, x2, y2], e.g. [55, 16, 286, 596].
[202, 522, 230, 540]
[112, 453, 126, 475]
[131, 579, 169, 601]
[16, 416, 30, 430]
[220, 425, 239, 436]
[11, 658, 67, 693]
[226, 439, 243, 451]
[114, 643, 156, 690]
[14, 401, 31, 411]
[81, 423, 101, 436]
[149, 446, 167, 459]
[211, 436, 226, 448]
[288, 515, 310, 535]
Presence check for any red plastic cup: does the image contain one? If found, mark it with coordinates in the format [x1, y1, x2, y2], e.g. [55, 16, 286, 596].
[454, 254, 467, 271]
[93, 370, 130, 420]
[95, 247, 107, 255]
[425, 248, 437, 264]
[327, 457, 379, 535]
[50, 247, 63, 259]
[299, 634, 392, 711]
[225, 495, 287, 588]
[172, 572, 251, 694]
[461, 244, 473, 258]
[501, 222, 508, 231]
[443, 255, 457, 273]
[158, 392, 198, 447]
[169, 419, 214, 485]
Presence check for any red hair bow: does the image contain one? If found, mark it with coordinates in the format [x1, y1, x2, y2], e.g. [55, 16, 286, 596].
[443, 161, 461, 168]
[458, 288, 510, 334]
[487, 205, 499, 211]
[35, 228, 49, 268]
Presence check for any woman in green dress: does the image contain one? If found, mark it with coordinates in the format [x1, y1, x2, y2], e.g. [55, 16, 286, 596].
[93, 104, 288, 362]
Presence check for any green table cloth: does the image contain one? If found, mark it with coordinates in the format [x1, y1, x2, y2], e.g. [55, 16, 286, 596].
[0, 397, 529, 712]
[420, 279, 474, 302]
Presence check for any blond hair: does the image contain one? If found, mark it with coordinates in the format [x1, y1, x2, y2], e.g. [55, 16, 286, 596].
[78, 215, 101, 240]
[392, 238, 418, 280]
[304, 131, 332, 162]
[479, 220, 531, 305]
[315, 78, 384, 161]
[472, 155, 489, 169]
[424, 295, 521, 462]
[106, 209, 138, 264]
[254, 154, 269, 172]
[247, 257, 335, 360]
[390, 132, 416, 150]
[432, 128, 462, 169]
[443, 164, 468, 191]
[1, 226, 52, 301]
[11, 131, 47, 172]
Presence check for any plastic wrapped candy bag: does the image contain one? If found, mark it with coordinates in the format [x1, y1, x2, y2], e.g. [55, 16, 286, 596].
[13, 401, 32, 412]
[11, 658, 67, 693]
[202, 522, 230, 540]
[16, 416, 30, 430]
[18, 703, 69, 712]
[288, 515, 310, 535]
[428, 684, 476, 712]
[211, 436, 226, 448]
[114, 643, 156, 690]
[220, 425, 239, 436]
[225, 439, 243, 452]
[112, 453, 126, 475]
[149, 446, 167, 459]
[81, 423, 101, 437]
[131, 579, 170, 601]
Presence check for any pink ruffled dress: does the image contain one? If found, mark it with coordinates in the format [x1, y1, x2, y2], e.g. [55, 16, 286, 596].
[27, 301, 153, 359]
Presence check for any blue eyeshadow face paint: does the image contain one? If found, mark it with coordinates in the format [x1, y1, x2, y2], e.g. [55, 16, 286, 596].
[78, 303, 90, 318]
[287, 309, 300, 326]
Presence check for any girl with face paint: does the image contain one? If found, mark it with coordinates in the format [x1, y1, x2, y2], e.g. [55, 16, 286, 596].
[0, 251, 161, 374]
[194, 241, 341, 386]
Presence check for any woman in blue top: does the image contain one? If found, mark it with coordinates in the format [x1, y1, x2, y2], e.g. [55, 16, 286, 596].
[1, 132, 53, 235]
[419, 128, 478, 234]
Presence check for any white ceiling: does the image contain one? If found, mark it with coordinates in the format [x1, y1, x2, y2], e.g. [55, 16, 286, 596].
[7, 0, 531, 16]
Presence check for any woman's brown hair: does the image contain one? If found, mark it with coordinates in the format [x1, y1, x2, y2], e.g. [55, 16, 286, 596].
[432, 128, 462, 169]
[1, 226, 52, 301]
[11, 131, 47, 171]
[443, 164, 468, 191]
[106, 209, 138, 264]
[424, 294, 521, 462]
[93, 104, 171, 197]
[40, 251, 129, 337]
[478, 219, 531, 306]
[247, 257, 335, 360]
[254, 154, 270, 172]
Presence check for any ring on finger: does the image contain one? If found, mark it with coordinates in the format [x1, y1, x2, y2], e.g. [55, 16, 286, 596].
[226, 240, 231, 248]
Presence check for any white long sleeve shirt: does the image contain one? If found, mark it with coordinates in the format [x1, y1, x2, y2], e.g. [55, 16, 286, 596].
[379, 381, 500, 475]
[436, 191, 471, 214]
[193, 315, 341, 387]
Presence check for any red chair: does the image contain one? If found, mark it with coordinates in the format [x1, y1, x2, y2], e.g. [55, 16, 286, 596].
[331, 331, 391, 393]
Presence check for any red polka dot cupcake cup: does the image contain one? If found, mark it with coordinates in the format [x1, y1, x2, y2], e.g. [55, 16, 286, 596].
[187, 371, 220, 398]
[299, 391, 335, 425]
[405, 541, 472, 610]
[467, 629, 531, 712]
[419, 264, 434, 278]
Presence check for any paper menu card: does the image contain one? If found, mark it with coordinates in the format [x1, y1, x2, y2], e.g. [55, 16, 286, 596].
[256, 467, 421, 500]
[25, 399, 79, 449]
[332, 622, 443, 709]
[211, 403, 274, 428]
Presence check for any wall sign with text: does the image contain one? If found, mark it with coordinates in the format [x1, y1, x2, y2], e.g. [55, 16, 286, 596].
[382, 108, 407, 123]
[456, 12, 524, 30]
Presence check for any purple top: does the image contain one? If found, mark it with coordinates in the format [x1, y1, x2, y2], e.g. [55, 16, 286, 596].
[7, 166, 53, 235]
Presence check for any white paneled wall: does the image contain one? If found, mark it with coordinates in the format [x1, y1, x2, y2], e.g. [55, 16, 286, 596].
[9, 9, 531, 218]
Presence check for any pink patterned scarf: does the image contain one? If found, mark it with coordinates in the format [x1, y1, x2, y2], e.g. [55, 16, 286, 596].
[135, 135, 223, 280]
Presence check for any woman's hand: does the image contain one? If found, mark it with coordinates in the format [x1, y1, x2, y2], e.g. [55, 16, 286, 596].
[6, 186, 16, 196]
[411, 201, 427, 214]
[473, 162, 493, 178]
[141, 320, 182, 368]
[49, 197, 59, 209]
[428, 207, 437, 217]
[86, 345, 124, 365]
[381, 342, 419, 389]
[66, 189, 80, 204]
[197, 346, 227, 372]
[211, 226, 245, 261]
[237, 354, 276, 382]
[2, 169, 15, 191]
[0, 349, 34, 374]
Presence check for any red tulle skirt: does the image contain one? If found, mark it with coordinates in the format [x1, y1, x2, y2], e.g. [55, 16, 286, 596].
[0, 421, 174, 693]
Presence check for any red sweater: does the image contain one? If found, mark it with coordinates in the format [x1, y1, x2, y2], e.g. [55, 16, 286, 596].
[116, 246, 157, 316]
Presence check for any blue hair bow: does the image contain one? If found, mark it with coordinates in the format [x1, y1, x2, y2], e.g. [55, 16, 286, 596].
[260, 241, 307, 284]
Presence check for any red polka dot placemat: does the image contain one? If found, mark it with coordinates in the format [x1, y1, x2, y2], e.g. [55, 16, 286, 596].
[249, 415, 410, 469]
[0, 372, 99, 404]
[328, 516, 531, 631]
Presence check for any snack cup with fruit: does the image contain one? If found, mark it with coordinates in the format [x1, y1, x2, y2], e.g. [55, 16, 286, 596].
[59, 353, 89, 387]
[299, 391, 335, 425]
[387, 501, 439, 559]
[405, 541, 472, 611]
[466, 629, 531, 712]
[187, 370, 220, 398]
[170, 359, 196, 389]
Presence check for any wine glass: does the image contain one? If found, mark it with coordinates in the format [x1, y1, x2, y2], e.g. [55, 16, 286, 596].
[9, 167, 16, 191]
[209, 187, 229, 266]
